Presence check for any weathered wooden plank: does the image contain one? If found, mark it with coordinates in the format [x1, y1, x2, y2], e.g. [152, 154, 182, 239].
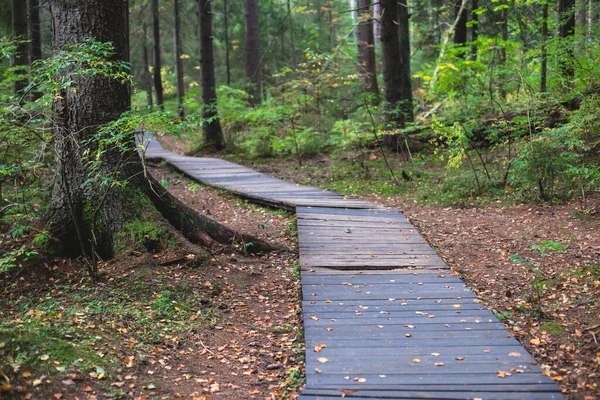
[301, 274, 462, 285]
[303, 345, 534, 357]
[304, 372, 555, 386]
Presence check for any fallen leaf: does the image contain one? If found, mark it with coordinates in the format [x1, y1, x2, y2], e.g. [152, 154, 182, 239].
[317, 357, 328, 363]
[508, 352, 522, 357]
[313, 343, 327, 352]
[412, 358, 421, 363]
[530, 338, 541, 346]
[434, 362, 445, 366]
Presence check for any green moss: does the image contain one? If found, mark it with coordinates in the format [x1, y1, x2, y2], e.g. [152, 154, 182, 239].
[540, 322, 563, 335]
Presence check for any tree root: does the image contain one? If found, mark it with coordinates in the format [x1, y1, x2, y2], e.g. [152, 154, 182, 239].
[142, 174, 276, 254]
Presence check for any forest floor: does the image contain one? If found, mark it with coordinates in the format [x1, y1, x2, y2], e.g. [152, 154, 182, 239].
[0, 165, 304, 400]
[3, 145, 600, 400]
[250, 155, 600, 400]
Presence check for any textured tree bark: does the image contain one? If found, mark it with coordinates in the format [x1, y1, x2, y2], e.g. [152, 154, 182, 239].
[244, 0, 262, 105]
[152, 0, 164, 109]
[12, 0, 28, 93]
[47, 0, 271, 262]
[142, 23, 154, 107]
[380, 0, 404, 151]
[398, 0, 413, 122]
[197, 0, 225, 151]
[27, 0, 42, 66]
[174, 0, 185, 117]
[357, 0, 379, 98]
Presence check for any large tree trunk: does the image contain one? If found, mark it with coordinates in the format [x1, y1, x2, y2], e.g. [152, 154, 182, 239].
[357, 0, 379, 98]
[244, 0, 262, 105]
[174, 0, 185, 117]
[47, 0, 271, 268]
[152, 0, 164, 109]
[198, 0, 225, 151]
[12, 0, 28, 93]
[380, 0, 404, 150]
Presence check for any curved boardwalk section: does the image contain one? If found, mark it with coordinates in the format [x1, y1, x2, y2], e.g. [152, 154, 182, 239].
[142, 136, 562, 400]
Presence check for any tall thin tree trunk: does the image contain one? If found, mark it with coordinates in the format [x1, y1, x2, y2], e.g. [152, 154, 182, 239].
[398, 0, 413, 122]
[541, 2, 549, 93]
[143, 24, 153, 107]
[357, 0, 379, 98]
[244, 0, 262, 105]
[373, 1, 381, 44]
[198, 0, 225, 151]
[470, 0, 478, 60]
[12, 0, 28, 93]
[27, 0, 42, 100]
[224, 0, 231, 85]
[174, 0, 185, 117]
[558, 0, 576, 80]
[27, 0, 42, 65]
[453, 0, 468, 56]
[380, 0, 404, 150]
[152, 0, 164, 109]
[287, 0, 295, 58]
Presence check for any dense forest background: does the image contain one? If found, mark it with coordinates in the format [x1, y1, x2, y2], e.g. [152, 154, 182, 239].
[1, 1, 600, 399]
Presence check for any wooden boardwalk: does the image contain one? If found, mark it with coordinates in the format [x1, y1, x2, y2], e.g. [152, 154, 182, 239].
[141, 136, 562, 399]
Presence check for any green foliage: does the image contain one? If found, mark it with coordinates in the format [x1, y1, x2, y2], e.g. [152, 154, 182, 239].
[511, 125, 599, 204]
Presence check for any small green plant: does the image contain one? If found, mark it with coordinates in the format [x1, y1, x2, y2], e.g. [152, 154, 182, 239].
[511, 240, 565, 318]
[186, 182, 200, 195]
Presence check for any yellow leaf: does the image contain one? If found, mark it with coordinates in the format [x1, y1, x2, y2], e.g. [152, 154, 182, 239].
[412, 358, 421, 363]
[317, 357, 328, 363]
[508, 352, 522, 357]
[530, 338, 541, 346]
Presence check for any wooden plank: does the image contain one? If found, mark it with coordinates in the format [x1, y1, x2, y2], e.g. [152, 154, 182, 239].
[301, 274, 462, 285]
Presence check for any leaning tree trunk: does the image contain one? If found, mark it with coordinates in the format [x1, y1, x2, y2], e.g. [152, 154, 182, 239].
[12, 0, 28, 93]
[198, 0, 225, 151]
[244, 0, 262, 105]
[47, 0, 271, 267]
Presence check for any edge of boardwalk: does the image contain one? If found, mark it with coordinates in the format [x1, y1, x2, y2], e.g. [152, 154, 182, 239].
[140, 135, 563, 400]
